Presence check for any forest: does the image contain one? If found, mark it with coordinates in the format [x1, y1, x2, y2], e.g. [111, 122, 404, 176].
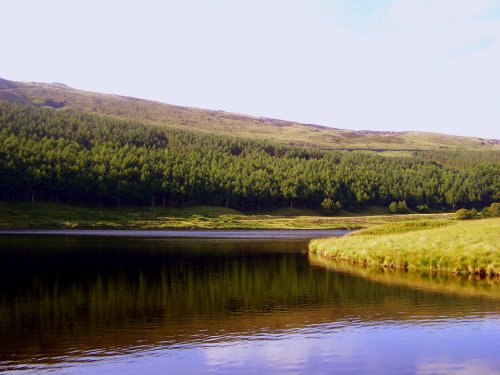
[0, 103, 498, 211]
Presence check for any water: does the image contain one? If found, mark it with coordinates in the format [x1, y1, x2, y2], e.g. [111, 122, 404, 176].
[0, 229, 350, 238]
[0, 232, 499, 374]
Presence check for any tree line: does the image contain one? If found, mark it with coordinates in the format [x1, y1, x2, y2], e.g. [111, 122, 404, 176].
[0, 103, 498, 211]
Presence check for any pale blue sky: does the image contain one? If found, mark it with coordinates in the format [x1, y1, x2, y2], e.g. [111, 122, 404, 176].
[2, 0, 499, 138]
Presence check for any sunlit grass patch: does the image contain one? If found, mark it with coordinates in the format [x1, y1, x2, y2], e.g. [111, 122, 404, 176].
[0, 202, 453, 230]
[309, 218, 500, 276]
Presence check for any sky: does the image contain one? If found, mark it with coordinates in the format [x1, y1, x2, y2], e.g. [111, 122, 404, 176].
[1, 0, 499, 139]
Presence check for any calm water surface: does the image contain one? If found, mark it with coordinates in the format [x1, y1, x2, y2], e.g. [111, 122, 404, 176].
[0, 232, 499, 374]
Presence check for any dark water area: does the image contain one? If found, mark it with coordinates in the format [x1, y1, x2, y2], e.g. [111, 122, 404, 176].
[0, 229, 352, 239]
[0, 234, 499, 374]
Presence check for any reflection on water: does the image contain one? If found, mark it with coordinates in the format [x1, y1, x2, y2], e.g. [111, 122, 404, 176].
[308, 253, 500, 300]
[0, 235, 499, 374]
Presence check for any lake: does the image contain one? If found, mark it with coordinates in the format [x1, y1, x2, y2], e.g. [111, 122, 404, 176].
[0, 231, 499, 374]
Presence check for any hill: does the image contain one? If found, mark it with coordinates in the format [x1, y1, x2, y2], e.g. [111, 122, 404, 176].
[0, 77, 497, 151]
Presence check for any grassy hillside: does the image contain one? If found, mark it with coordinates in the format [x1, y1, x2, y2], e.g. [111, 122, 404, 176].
[1, 77, 497, 151]
[309, 218, 500, 276]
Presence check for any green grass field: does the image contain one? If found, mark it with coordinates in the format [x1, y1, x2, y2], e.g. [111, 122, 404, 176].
[0, 202, 452, 230]
[309, 218, 500, 276]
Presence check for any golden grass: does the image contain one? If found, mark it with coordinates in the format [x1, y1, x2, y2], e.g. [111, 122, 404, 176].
[309, 218, 500, 276]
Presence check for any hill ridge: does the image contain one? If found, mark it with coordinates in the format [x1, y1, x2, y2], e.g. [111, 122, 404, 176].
[0, 77, 498, 151]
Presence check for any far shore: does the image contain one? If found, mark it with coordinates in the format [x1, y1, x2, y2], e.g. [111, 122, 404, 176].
[0, 202, 454, 231]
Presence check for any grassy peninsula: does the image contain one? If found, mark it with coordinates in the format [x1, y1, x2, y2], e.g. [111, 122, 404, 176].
[309, 218, 500, 276]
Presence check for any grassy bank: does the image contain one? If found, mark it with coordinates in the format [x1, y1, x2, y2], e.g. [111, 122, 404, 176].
[309, 218, 500, 276]
[0, 202, 452, 230]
